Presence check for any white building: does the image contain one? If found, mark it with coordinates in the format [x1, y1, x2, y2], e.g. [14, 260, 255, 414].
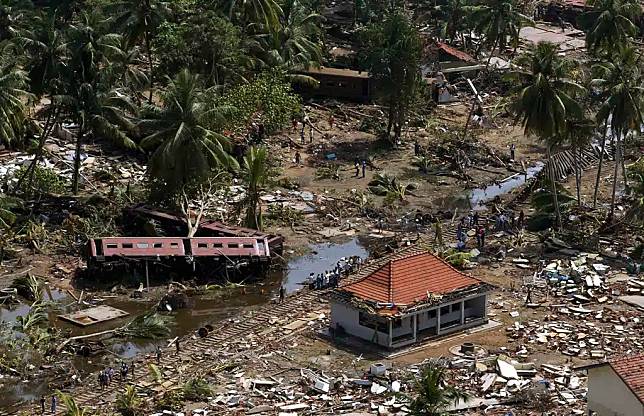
[329, 250, 493, 349]
[584, 354, 644, 416]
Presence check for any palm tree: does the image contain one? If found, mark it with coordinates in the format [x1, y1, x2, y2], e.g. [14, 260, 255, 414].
[408, 362, 469, 415]
[506, 41, 585, 229]
[222, 0, 283, 32]
[563, 117, 595, 206]
[105, 38, 149, 100]
[105, 0, 168, 103]
[470, 0, 534, 65]
[12, 12, 67, 194]
[139, 69, 239, 198]
[240, 146, 269, 230]
[428, 0, 470, 44]
[591, 46, 643, 218]
[260, 0, 323, 74]
[0, 43, 31, 147]
[64, 13, 138, 194]
[578, 0, 640, 55]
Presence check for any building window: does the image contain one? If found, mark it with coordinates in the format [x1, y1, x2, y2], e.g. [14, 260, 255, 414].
[452, 303, 461, 312]
[392, 318, 402, 328]
[427, 309, 437, 319]
[440, 305, 450, 315]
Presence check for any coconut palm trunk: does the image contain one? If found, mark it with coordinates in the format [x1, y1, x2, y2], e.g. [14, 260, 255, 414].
[547, 144, 562, 229]
[593, 122, 609, 208]
[609, 133, 622, 219]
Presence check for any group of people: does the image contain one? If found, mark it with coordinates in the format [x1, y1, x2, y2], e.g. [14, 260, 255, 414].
[98, 362, 134, 389]
[454, 209, 525, 250]
[311, 256, 364, 290]
[354, 158, 367, 178]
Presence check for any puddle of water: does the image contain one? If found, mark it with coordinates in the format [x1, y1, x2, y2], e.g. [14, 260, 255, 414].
[435, 163, 544, 211]
[279, 238, 369, 293]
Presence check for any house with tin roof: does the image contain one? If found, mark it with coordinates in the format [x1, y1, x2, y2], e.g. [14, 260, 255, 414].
[583, 354, 644, 416]
[328, 249, 494, 349]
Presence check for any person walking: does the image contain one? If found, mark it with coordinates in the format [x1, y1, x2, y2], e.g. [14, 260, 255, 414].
[473, 211, 479, 226]
[354, 161, 360, 177]
[51, 395, 57, 414]
[525, 285, 533, 305]
[510, 143, 516, 161]
[279, 285, 285, 303]
[294, 151, 301, 166]
[40, 395, 46, 414]
[361, 160, 366, 178]
[291, 116, 298, 132]
[328, 114, 334, 129]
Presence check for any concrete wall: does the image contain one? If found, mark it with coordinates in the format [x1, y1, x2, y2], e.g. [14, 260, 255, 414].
[587, 366, 644, 416]
[330, 301, 390, 346]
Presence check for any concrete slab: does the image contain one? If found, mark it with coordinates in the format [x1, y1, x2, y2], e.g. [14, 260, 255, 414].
[58, 305, 129, 327]
[619, 295, 644, 309]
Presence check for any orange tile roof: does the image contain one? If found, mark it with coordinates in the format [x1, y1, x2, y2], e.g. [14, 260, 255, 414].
[608, 354, 644, 403]
[342, 252, 482, 306]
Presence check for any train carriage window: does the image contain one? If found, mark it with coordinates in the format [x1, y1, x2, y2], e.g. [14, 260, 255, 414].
[106, 243, 118, 249]
[122, 243, 133, 248]
[170, 242, 179, 247]
[243, 243, 254, 248]
[227, 243, 239, 248]
[197, 243, 208, 248]
[213, 243, 223, 248]
[153, 243, 163, 248]
[136, 243, 149, 249]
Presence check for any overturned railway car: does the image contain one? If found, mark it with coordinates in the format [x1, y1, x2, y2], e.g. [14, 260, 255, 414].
[86, 236, 272, 279]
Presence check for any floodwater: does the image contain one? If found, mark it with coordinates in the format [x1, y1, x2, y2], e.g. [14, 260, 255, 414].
[0, 237, 369, 408]
[435, 162, 544, 211]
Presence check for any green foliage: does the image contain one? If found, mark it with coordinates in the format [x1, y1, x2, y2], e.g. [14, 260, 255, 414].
[182, 377, 213, 401]
[14, 301, 48, 333]
[116, 385, 143, 416]
[266, 203, 304, 227]
[57, 391, 90, 416]
[11, 273, 42, 301]
[627, 159, 644, 222]
[154, 12, 247, 86]
[116, 311, 173, 339]
[147, 363, 163, 383]
[469, 0, 534, 53]
[578, 0, 641, 55]
[14, 165, 66, 195]
[0, 194, 22, 229]
[315, 163, 342, 180]
[139, 69, 239, 199]
[0, 46, 32, 146]
[412, 156, 431, 174]
[368, 172, 416, 203]
[239, 146, 271, 230]
[218, 70, 301, 133]
[408, 362, 469, 416]
[155, 390, 184, 411]
[531, 181, 576, 214]
[439, 249, 472, 268]
[360, 8, 423, 140]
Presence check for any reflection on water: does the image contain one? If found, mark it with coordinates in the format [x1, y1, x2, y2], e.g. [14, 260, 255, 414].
[435, 163, 544, 211]
[0, 238, 369, 408]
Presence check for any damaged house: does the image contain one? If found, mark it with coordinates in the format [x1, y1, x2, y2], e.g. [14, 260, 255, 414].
[329, 250, 494, 349]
